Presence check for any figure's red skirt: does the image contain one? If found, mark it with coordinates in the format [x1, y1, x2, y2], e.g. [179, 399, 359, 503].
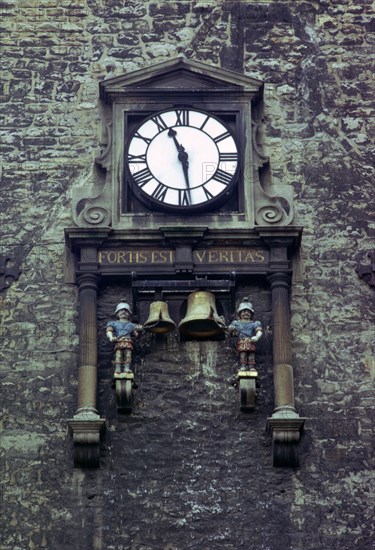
[236, 338, 256, 352]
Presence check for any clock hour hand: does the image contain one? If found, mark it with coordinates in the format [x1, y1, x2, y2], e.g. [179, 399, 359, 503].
[168, 129, 191, 193]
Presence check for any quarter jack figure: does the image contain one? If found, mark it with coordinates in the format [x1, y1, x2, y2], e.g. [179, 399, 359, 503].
[106, 302, 143, 375]
[228, 298, 263, 371]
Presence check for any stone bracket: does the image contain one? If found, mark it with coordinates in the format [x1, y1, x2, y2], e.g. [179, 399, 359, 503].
[266, 412, 306, 467]
[114, 372, 134, 415]
[68, 415, 106, 468]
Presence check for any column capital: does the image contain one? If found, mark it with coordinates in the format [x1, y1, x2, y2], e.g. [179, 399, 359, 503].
[77, 272, 100, 291]
[267, 271, 291, 289]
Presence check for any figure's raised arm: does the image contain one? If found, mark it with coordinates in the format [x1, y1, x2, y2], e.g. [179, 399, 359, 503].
[106, 325, 116, 342]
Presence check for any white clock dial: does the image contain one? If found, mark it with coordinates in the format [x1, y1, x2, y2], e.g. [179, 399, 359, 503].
[125, 108, 239, 211]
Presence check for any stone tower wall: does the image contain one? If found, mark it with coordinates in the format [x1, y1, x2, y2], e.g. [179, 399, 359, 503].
[1, 1, 373, 549]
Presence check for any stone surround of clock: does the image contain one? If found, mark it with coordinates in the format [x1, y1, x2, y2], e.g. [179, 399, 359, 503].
[72, 57, 294, 230]
[66, 57, 305, 468]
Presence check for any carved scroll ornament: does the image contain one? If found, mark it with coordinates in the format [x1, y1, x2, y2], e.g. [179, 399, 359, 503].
[72, 121, 113, 228]
[252, 119, 294, 227]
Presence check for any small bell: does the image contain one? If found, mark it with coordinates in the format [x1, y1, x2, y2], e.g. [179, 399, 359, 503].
[178, 291, 226, 339]
[144, 301, 176, 334]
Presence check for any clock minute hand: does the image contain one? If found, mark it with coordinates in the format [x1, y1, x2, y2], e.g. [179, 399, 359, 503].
[168, 128, 191, 196]
[178, 147, 189, 185]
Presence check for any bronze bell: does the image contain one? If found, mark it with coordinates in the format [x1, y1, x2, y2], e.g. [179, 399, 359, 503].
[178, 291, 226, 339]
[144, 301, 176, 334]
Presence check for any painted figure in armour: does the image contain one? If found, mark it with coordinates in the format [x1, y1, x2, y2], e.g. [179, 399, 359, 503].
[228, 298, 263, 371]
[106, 302, 142, 374]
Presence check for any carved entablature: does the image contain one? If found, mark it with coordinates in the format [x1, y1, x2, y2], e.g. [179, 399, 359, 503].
[72, 57, 294, 230]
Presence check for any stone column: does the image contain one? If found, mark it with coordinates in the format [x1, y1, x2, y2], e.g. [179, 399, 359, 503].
[269, 272, 295, 412]
[76, 273, 100, 415]
[266, 272, 305, 467]
[68, 273, 105, 467]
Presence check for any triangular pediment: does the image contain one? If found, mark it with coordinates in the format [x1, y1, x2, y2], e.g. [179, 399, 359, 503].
[100, 57, 262, 101]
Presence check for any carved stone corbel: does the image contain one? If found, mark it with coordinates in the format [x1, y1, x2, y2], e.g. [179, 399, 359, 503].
[254, 180, 294, 226]
[252, 118, 294, 226]
[68, 273, 105, 467]
[71, 120, 113, 228]
[266, 272, 305, 466]
[71, 170, 112, 228]
[95, 121, 113, 170]
[114, 372, 134, 415]
[266, 411, 305, 468]
[68, 414, 105, 468]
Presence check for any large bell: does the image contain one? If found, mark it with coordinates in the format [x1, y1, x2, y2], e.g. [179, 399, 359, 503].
[178, 291, 226, 339]
[143, 301, 176, 334]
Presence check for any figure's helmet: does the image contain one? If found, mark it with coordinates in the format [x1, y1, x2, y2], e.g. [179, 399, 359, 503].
[115, 302, 132, 315]
[237, 297, 254, 315]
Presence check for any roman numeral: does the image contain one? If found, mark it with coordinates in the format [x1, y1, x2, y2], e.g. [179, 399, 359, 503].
[213, 169, 232, 186]
[219, 152, 238, 162]
[151, 114, 168, 132]
[175, 109, 190, 126]
[134, 132, 152, 145]
[199, 115, 210, 130]
[127, 153, 147, 163]
[151, 183, 168, 202]
[178, 189, 191, 206]
[203, 186, 214, 200]
[133, 167, 153, 187]
[213, 131, 231, 144]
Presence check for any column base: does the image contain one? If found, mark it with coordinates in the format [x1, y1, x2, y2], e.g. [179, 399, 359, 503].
[68, 412, 106, 468]
[266, 409, 306, 467]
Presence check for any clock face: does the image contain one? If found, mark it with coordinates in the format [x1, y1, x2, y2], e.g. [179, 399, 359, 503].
[125, 108, 239, 211]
